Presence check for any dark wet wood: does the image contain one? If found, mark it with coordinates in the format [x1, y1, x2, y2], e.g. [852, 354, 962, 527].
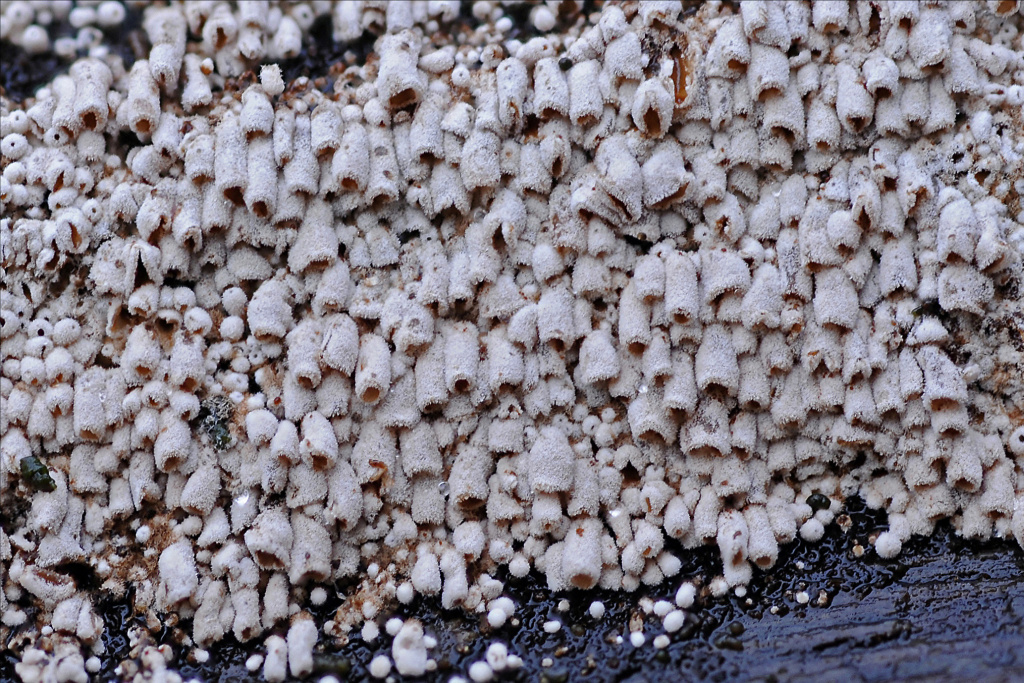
[7, 498, 1017, 682]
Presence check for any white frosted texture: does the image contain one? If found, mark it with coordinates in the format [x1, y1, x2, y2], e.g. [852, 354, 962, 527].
[1, 1, 1023, 677]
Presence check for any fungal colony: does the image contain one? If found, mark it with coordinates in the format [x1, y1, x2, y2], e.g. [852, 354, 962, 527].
[1, 1, 1023, 681]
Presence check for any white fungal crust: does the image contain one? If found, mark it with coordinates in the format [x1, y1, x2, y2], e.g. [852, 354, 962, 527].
[1, 0, 1024, 677]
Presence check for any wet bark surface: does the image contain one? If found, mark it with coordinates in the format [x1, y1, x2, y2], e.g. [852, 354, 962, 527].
[6, 497, 1020, 682]
[0, 6, 144, 102]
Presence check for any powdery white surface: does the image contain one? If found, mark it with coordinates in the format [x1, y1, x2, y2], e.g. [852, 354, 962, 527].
[1, 0, 1024, 680]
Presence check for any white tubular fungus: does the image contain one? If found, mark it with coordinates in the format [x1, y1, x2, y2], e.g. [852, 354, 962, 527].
[695, 325, 740, 397]
[2, 0, 1023, 675]
[122, 60, 160, 137]
[563, 519, 603, 590]
[529, 426, 575, 494]
[444, 321, 479, 394]
[157, 539, 198, 610]
[244, 507, 293, 570]
[377, 31, 426, 109]
[355, 333, 391, 405]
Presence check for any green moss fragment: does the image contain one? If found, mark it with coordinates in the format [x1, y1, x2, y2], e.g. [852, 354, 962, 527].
[198, 396, 235, 451]
[807, 493, 831, 512]
[20, 455, 56, 492]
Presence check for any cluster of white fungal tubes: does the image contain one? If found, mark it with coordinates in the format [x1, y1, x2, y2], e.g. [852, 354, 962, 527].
[2, 0, 1024, 681]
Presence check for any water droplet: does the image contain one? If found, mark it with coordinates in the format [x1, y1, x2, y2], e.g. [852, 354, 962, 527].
[609, 509, 622, 518]
[235, 492, 250, 506]
[438, 481, 450, 497]
[638, 384, 648, 394]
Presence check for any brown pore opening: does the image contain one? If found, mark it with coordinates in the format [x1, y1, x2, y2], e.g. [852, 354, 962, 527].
[82, 111, 97, 130]
[180, 377, 198, 393]
[879, 407, 900, 422]
[570, 573, 597, 590]
[135, 119, 151, 134]
[161, 455, 182, 471]
[215, 28, 228, 49]
[638, 430, 666, 446]
[868, 7, 881, 34]
[182, 231, 201, 253]
[772, 126, 795, 144]
[703, 381, 731, 399]
[576, 113, 598, 128]
[856, 206, 871, 231]
[361, 387, 380, 403]
[628, 341, 646, 355]
[672, 47, 689, 103]
[311, 454, 329, 470]
[953, 478, 979, 493]
[643, 107, 661, 138]
[997, 0, 1017, 13]
[223, 186, 244, 206]
[876, 86, 892, 99]
[652, 184, 687, 210]
[40, 250, 59, 271]
[754, 555, 773, 569]
[726, 59, 746, 73]
[690, 445, 724, 459]
[458, 496, 485, 511]
[849, 413, 872, 428]
[80, 429, 101, 441]
[847, 116, 868, 132]
[341, 177, 359, 191]
[252, 201, 269, 218]
[453, 378, 470, 393]
[421, 398, 444, 414]
[390, 89, 418, 110]
[491, 226, 506, 252]
[929, 397, 959, 411]
[939, 426, 965, 439]
[906, 187, 928, 214]
[606, 191, 629, 219]
[551, 157, 563, 178]
[758, 86, 782, 102]
[823, 22, 840, 33]
[821, 321, 851, 334]
[255, 551, 284, 569]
